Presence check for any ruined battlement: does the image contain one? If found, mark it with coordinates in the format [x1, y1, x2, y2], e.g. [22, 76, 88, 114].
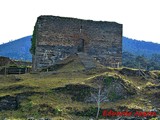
[32, 15, 122, 71]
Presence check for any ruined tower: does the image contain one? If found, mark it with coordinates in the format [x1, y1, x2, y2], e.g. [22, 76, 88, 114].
[31, 15, 122, 71]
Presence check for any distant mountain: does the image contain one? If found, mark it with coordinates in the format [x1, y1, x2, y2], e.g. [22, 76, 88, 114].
[123, 37, 160, 57]
[0, 36, 160, 61]
[0, 36, 32, 61]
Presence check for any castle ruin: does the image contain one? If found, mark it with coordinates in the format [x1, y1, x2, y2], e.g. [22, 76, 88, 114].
[31, 16, 122, 71]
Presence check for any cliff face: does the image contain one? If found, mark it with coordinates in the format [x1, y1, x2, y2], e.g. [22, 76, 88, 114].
[32, 15, 122, 71]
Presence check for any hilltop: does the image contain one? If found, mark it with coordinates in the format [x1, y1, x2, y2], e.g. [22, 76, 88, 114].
[0, 36, 32, 61]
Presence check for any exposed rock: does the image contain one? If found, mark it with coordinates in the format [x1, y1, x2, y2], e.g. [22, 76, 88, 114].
[53, 84, 95, 102]
[0, 91, 43, 112]
[0, 95, 19, 111]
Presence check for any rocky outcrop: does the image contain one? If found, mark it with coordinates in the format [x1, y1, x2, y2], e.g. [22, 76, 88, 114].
[53, 84, 95, 102]
[0, 95, 19, 111]
[0, 92, 43, 111]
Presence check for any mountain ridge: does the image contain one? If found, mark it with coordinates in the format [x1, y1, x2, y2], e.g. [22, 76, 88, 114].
[0, 36, 32, 61]
[123, 37, 160, 57]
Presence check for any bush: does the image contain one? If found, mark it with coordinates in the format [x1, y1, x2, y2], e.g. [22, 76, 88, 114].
[30, 25, 37, 55]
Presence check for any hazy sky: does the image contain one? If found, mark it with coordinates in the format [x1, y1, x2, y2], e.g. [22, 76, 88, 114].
[0, 0, 160, 44]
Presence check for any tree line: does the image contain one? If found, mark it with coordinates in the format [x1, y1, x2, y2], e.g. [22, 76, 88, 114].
[122, 52, 160, 70]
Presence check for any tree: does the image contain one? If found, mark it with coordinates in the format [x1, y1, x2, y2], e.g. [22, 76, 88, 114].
[135, 55, 148, 69]
[89, 76, 112, 119]
[30, 25, 37, 55]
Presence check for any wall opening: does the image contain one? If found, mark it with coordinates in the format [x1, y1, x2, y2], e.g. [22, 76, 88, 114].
[77, 39, 84, 52]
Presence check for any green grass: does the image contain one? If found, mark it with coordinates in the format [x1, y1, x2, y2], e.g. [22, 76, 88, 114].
[0, 62, 160, 119]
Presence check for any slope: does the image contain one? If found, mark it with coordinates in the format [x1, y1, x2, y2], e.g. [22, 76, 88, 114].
[0, 60, 160, 119]
[0, 36, 32, 61]
[123, 37, 160, 57]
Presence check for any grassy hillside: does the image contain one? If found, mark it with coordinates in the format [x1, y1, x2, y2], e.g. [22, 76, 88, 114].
[0, 59, 160, 119]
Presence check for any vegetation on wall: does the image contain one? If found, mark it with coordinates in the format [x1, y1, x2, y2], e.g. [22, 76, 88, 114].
[30, 25, 37, 55]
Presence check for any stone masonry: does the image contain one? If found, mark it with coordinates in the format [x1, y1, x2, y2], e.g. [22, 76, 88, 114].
[32, 15, 122, 71]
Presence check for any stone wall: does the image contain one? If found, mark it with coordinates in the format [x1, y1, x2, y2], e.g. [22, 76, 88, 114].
[32, 15, 122, 71]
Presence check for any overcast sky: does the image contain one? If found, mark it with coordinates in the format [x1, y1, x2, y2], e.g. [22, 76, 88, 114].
[0, 0, 160, 44]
